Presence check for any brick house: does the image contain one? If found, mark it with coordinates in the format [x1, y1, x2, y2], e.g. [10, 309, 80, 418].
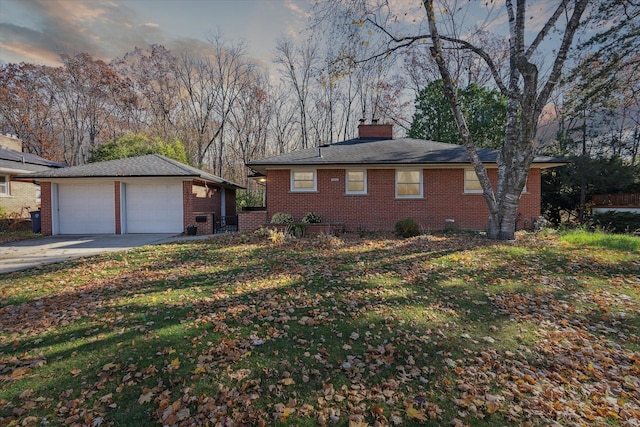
[244, 123, 565, 233]
[0, 134, 65, 218]
[16, 154, 243, 235]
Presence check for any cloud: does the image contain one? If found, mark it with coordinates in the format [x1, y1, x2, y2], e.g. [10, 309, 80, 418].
[285, 0, 311, 20]
[0, 0, 190, 65]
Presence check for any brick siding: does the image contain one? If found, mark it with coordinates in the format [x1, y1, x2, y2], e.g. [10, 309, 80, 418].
[266, 168, 542, 232]
[0, 181, 40, 217]
[40, 182, 52, 235]
[238, 210, 267, 232]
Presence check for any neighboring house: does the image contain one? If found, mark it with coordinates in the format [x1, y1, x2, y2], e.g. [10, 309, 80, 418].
[245, 122, 565, 233]
[15, 154, 244, 235]
[0, 134, 65, 218]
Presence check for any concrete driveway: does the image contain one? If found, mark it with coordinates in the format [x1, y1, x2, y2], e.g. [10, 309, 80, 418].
[0, 234, 192, 274]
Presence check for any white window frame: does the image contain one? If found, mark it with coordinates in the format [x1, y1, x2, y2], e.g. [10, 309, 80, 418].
[346, 170, 367, 194]
[290, 169, 317, 192]
[395, 169, 423, 199]
[0, 175, 9, 196]
[464, 169, 483, 194]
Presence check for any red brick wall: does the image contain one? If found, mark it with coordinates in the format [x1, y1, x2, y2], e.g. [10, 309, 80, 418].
[266, 168, 542, 232]
[40, 182, 52, 235]
[238, 210, 267, 232]
[183, 181, 193, 233]
[185, 182, 236, 235]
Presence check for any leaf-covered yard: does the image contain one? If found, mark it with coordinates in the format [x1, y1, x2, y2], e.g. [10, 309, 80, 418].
[1, 231, 638, 426]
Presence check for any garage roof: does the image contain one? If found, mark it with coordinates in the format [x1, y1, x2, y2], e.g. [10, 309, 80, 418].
[15, 154, 245, 189]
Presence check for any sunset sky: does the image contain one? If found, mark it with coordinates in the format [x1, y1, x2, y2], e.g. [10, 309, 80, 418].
[0, 0, 311, 68]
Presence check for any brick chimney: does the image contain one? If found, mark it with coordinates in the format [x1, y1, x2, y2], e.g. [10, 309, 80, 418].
[357, 119, 393, 139]
[0, 134, 23, 152]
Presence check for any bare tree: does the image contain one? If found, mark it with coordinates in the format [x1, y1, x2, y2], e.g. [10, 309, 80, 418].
[52, 53, 133, 165]
[227, 72, 272, 186]
[270, 84, 298, 155]
[316, 0, 601, 239]
[113, 45, 182, 140]
[175, 35, 254, 173]
[0, 63, 60, 160]
[274, 37, 319, 149]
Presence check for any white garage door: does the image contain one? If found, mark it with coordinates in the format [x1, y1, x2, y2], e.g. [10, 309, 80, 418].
[124, 182, 183, 233]
[58, 183, 115, 234]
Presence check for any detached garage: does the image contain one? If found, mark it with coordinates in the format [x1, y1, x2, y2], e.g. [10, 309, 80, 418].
[16, 154, 244, 236]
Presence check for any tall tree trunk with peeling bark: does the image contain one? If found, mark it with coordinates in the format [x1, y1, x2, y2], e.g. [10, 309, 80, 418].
[424, 0, 589, 239]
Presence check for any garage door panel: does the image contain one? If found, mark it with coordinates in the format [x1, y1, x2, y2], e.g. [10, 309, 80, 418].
[125, 182, 183, 233]
[58, 183, 115, 234]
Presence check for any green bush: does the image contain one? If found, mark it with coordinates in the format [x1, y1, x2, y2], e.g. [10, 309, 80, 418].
[395, 218, 420, 238]
[302, 212, 322, 223]
[592, 211, 640, 234]
[286, 223, 307, 238]
[271, 212, 294, 225]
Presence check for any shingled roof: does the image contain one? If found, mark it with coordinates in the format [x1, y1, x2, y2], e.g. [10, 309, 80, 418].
[15, 154, 244, 189]
[246, 137, 566, 173]
[0, 147, 66, 173]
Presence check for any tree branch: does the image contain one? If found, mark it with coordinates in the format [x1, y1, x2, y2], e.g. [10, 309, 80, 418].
[361, 17, 512, 97]
[526, 0, 569, 59]
[537, 0, 590, 113]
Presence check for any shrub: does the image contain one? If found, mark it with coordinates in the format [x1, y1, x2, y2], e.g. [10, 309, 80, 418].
[302, 212, 322, 223]
[592, 211, 640, 234]
[286, 223, 307, 238]
[395, 218, 420, 238]
[271, 212, 294, 225]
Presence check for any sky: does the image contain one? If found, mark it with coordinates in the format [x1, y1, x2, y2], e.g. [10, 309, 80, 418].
[0, 0, 312, 68]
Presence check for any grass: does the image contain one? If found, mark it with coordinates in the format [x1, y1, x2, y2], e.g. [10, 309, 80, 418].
[559, 228, 640, 252]
[1, 230, 639, 426]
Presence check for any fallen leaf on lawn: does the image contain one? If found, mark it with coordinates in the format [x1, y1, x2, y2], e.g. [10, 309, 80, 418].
[406, 405, 427, 421]
[138, 391, 154, 404]
[11, 367, 31, 377]
[70, 369, 82, 376]
[99, 393, 113, 403]
[280, 377, 295, 386]
[486, 401, 501, 414]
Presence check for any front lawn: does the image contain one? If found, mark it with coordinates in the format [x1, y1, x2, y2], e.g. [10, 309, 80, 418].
[1, 231, 638, 426]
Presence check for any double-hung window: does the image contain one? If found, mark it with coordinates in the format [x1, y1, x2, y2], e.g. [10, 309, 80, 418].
[464, 169, 483, 193]
[464, 169, 527, 194]
[346, 170, 366, 194]
[291, 170, 317, 192]
[396, 170, 422, 198]
[0, 175, 9, 196]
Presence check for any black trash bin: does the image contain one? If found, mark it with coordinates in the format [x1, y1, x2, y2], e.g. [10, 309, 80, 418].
[30, 210, 41, 234]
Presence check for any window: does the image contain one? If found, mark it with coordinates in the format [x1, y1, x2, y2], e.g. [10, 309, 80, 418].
[291, 170, 316, 192]
[464, 169, 483, 193]
[396, 170, 422, 198]
[0, 175, 9, 196]
[464, 169, 527, 194]
[35, 184, 41, 204]
[346, 170, 366, 194]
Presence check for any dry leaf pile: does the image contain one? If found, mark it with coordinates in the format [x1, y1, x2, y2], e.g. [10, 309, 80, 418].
[0, 232, 638, 426]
